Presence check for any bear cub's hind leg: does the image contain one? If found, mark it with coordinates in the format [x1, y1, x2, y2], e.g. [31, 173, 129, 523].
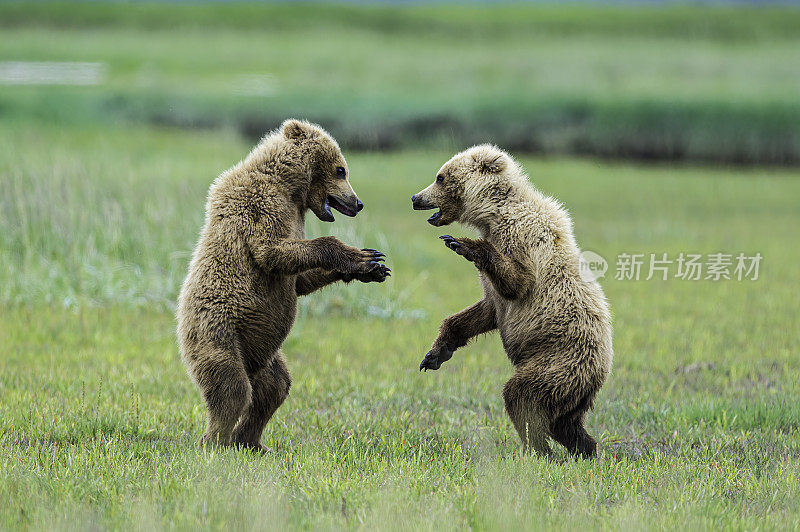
[550, 410, 597, 459]
[197, 353, 252, 448]
[232, 354, 291, 453]
[502, 382, 552, 456]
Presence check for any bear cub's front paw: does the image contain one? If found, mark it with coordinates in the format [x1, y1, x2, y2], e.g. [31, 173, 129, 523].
[338, 247, 387, 275]
[419, 344, 454, 372]
[342, 259, 391, 283]
[440, 235, 480, 264]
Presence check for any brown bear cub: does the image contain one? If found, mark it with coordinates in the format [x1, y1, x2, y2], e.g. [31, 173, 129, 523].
[412, 145, 612, 458]
[177, 119, 389, 451]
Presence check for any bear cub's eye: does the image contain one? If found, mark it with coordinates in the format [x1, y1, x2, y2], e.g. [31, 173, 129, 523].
[436, 174, 444, 184]
[336, 166, 346, 179]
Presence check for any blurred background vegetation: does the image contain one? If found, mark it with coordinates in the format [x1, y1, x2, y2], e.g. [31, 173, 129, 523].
[2, 1, 799, 164]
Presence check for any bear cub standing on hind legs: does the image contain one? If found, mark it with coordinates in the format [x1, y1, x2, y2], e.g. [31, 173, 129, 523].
[177, 119, 390, 452]
[412, 145, 612, 458]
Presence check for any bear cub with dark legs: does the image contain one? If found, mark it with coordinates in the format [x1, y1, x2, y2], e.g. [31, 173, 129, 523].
[412, 145, 612, 458]
[177, 119, 389, 452]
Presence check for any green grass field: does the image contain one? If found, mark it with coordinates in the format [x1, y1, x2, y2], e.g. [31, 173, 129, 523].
[1, 121, 799, 529]
[2, 2, 800, 529]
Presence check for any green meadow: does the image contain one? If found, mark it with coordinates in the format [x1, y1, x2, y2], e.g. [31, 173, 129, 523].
[2, 121, 799, 529]
[1, 2, 799, 530]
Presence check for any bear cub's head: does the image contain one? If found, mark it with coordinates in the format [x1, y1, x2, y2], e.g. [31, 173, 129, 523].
[281, 119, 363, 223]
[411, 144, 516, 227]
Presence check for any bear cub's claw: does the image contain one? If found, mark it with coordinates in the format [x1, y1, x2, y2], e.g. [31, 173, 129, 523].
[419, 345, 454, 372]
[342, 252, 391, 283]
[440, 235, 475, 263]
[341, 248, 388, 276]
[362, 248, 385, 258]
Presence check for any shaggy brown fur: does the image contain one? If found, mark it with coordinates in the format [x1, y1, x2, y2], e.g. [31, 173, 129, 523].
[177, 119, 389, 451]
[412, 144, 612, 458]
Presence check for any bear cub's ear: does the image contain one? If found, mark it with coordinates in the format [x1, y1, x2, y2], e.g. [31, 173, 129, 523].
[472, 149, 507, 175]
[282, 119, 316, 141]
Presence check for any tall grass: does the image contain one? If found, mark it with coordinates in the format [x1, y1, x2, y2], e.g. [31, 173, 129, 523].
[0, 123, 423, 319]
[0, 124, 205, 308]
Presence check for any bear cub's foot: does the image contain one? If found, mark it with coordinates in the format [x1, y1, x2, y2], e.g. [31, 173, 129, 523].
[419, 344, 454, 371]
[236, 441, 272, 455]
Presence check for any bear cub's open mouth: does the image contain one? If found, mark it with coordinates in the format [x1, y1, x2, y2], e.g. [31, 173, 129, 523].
[412, 201, 443, 226]
[427, 210, 442, 226]
[324, 195, 358, 219]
